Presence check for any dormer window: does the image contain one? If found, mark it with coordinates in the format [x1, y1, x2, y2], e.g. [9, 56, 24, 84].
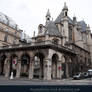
[38, 24, 43, 33]
[39, 25, 42, 30]
[39, 26, 42, 33]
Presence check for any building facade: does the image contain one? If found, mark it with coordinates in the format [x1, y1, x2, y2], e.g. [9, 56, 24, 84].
[0, 3, 92, 80]
[0, 12, 22, 46]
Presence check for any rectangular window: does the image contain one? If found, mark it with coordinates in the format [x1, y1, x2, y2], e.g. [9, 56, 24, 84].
[69, 27, 72, 42]
[4, 35, 8, 42]
[13, 38, 16, 44]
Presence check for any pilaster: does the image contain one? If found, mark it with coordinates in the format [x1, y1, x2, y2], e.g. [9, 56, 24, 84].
[57, 60, 62, 79]
[16, 57, 21, 78]
[44, 58, 52, 80]
[5, 56, 10, 77]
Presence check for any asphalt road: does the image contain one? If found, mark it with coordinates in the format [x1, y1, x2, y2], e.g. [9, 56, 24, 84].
[0, 76, 92, 85]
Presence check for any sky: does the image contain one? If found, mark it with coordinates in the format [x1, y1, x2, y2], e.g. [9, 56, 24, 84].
[0, 0, 92, 37]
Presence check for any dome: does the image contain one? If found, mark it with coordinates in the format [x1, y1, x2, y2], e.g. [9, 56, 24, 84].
[0, 12, 19, 30]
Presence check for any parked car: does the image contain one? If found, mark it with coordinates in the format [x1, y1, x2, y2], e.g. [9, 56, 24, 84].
[82, 72, 89, 78]
[88, 69, 92, 78]
[73, 73, 84, 80]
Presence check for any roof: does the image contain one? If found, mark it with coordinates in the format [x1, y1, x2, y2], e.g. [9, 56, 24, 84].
[44, 21, 62, 37]
[54, 12, 73, 24]
[78, 21, 87, 32]
[55, 12, 64, 23]
[0, 12, 19, 30]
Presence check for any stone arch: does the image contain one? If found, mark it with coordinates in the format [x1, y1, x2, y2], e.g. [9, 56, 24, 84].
[20, 53, 30, 77]
[34, 52, 45, 79]
[0, 54, 7, 75]
[51, 53, 59, 79]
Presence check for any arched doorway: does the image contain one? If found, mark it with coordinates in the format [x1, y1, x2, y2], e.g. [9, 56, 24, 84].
[0, 55, 6, 75]
[51, 54, 59, 79]
[10, 54, 17, 77]
[34, 52, 44, 79]
[21, 54, 30, 77]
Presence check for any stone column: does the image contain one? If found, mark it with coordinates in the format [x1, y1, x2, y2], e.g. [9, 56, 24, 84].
[44, 59, 52, 80]
[29, 57, 34, 80]
[5, 57, 10, 77]
[43, 59, 47, 80]
[52, 62, 56, 79]
[16, 57, 21, 78]
[65, 62, 69, 78]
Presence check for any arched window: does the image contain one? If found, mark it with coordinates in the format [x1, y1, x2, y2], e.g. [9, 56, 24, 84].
[52, 38, 59, 44]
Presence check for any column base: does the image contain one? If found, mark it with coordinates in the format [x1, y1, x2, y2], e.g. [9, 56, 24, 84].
[29, 75, 33, 80]
[16, 74, 20, 78]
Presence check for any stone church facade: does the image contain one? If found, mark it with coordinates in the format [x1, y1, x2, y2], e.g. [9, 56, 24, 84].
[0, 3, 92, 80]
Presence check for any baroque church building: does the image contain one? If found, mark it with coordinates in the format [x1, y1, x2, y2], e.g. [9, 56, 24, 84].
[0, 3, 92, 80]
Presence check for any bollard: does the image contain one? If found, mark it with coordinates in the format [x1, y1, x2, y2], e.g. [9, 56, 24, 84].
[10, 72, 14, 80]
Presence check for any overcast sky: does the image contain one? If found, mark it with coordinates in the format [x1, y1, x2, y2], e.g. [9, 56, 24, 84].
[0, 0, 91, 37]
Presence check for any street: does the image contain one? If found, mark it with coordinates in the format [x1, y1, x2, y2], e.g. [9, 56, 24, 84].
[0, 76, 92, 85]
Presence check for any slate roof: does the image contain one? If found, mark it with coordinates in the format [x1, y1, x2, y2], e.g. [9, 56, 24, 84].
[0, 12, 19, 30]
[78, 21, 87, 32]
[55, 12, 64, 23]
[44, 21, 62, 37]
[54, 12, 73, 24]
